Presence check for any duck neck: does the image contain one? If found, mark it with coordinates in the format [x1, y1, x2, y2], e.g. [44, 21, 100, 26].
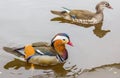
[51, 40, 68, 60]
[95, 5, 104, 14]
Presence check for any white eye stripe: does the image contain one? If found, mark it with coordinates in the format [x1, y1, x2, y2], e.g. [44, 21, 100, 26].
[53, 35, 69, 42]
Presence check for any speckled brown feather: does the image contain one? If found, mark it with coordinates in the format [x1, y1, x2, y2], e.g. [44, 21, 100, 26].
[69, 10, 95, 19]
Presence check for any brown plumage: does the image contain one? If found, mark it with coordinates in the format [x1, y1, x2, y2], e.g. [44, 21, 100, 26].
[51, 1, 113, 24]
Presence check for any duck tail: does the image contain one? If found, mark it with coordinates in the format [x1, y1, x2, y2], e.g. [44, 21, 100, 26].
[62, 7, 71, 12]
[51, 10, 68, 16]
[51, 10, 61, 15]
[3, 47, 25, 58]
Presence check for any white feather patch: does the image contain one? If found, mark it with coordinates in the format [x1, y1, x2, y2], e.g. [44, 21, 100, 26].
[53, 35, 68, 42]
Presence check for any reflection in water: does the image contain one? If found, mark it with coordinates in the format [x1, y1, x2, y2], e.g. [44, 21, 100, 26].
[4, 58, 120, 78]
[89, 63, 120, 72]
[4, 58, 81, 78]
[77, 63, 120, 78]
[51, 17, 110, 38]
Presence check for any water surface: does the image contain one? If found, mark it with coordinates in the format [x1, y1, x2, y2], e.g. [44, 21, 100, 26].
[0, 0, 120, 78]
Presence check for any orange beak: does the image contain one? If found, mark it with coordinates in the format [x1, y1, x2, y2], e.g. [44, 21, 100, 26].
[67, 41, 73, 46]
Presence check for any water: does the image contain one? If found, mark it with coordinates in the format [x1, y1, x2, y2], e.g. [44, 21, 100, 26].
[0, 0, 120, 78]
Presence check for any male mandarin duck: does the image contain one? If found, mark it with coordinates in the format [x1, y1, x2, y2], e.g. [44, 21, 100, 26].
[51, 1, 113, 24]
[3, 33, 73, 66]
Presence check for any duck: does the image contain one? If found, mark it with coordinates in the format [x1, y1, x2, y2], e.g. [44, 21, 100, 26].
[51, 1, 113, 24]
[3, 33, 73, 66]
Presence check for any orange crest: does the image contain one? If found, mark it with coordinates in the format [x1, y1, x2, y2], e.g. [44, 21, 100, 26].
[24, 45, 35, 59]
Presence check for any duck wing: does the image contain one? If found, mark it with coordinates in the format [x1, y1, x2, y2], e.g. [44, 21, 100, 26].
[32, 42, 50, 47]
[3, 42, 56, 58]
[32, 42, 56, 55]
[69, 10, 95, 19]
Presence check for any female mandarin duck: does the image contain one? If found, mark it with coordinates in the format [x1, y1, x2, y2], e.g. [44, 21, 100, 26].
[51, 1, 113, 24]
[3, 33, 73, 66]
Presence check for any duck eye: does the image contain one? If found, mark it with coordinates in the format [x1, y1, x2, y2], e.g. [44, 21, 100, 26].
[63, 39, 66, 41]
[105, 3, 109, 6]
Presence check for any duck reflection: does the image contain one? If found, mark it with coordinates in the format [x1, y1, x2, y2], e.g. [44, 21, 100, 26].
[4, 58, 80, 77]
[51, 17, 110, 38]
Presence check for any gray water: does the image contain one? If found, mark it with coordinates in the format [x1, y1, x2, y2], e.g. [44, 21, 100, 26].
[0, 0, 120, 78]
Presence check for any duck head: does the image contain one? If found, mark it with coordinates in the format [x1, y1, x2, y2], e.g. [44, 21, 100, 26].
[51, 33, 73, 47]
[51, 33, 73, 62]
[96, 1, 113, 13]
